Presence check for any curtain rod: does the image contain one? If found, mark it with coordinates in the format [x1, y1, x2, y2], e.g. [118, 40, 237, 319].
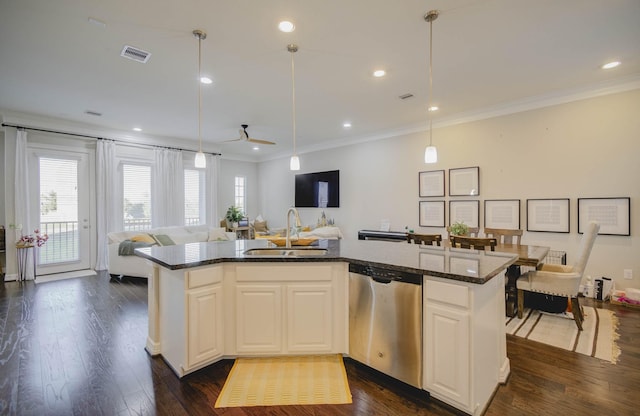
[1, 123, 222, 156]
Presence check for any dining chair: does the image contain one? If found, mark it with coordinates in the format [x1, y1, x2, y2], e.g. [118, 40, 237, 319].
[446, 226, 480, 239]
[484, 228, 523, 245]
[516, 221, 600, 330]
[407, 233, 442, 246]
[450, 235, 497, 251]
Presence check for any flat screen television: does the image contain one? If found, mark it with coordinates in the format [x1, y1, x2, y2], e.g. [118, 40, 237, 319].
[294, 170, 340, 208]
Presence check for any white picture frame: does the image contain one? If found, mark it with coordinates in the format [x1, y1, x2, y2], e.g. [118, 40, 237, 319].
[419, 201, 445, 227]
[419, 170, 445, 197]
[526, 198, 570, 233]
[484, 199, 521, 229]
[449, 166, 479, 196]
[449, 200, 479, 228]
[578, 197, 630, 236]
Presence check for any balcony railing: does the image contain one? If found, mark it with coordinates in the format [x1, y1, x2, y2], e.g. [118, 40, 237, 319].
[39, 221, 79, 265]
[124, 218, 152, 231]
[124, 217, 201, 231]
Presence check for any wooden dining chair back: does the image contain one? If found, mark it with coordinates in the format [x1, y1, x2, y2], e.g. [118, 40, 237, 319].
[407, 233, 442, 246]
[450, 235, 497, 251]
[484, 228, 523, 245]
[446, 226, 480, 239]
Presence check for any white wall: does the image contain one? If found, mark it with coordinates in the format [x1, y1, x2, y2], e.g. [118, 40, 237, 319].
[257, 89, 640, 291]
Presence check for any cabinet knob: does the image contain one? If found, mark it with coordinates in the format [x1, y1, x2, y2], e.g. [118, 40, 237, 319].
[378, 352, 384, 358]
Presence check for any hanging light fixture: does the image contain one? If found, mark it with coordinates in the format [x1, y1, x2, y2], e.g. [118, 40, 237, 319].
[424, 10, 438, 164]
[288, 44, 300, 171]
[193, 29, 207, 168]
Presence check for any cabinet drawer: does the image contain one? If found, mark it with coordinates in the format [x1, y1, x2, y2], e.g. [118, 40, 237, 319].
[425, 279, 469, 308]
[236, 264, 333, 282]
[187, 266, 223, 289]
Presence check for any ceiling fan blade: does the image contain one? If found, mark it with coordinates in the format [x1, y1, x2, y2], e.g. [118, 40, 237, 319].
[219, 138, 243, 144]
[247, 138, 276, 145]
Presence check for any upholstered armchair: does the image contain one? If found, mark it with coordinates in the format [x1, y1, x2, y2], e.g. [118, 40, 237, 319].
[516, 221, 600, 330]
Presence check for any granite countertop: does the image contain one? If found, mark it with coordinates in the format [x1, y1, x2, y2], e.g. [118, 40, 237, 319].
[135, 239, 517, 284]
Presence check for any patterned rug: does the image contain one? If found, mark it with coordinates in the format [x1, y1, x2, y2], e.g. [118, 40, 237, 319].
[506, 306, 620, 363]
[215, 355, 352, 408]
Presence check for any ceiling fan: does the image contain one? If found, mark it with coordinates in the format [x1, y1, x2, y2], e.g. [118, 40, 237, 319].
[222, 124, 276, 145]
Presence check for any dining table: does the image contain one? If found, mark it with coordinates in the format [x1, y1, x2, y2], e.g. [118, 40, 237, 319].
[494, 243, 550, 317]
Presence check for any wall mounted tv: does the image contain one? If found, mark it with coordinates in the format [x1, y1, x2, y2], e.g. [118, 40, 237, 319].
[294, 170, 340, 208]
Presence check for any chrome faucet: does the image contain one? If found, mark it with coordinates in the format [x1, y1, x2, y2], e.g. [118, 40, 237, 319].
[285, 207, 302, 248]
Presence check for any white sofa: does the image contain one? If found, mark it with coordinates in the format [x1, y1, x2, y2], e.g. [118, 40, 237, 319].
[107, 225, 235, 278]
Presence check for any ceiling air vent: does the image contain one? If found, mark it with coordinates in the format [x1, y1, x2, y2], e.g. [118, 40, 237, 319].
[120, 45, 151, 63]
[85, 110, 102, 117]
[399, 93, 414, 100]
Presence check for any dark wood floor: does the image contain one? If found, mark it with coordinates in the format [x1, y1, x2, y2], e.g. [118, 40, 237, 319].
[1, 273, 639, 416]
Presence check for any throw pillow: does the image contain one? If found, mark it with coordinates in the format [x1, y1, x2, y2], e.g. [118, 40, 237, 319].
[253, 220, 268, 232]
[151, 234, 175, 246]
[208, 228, 230, 241]
[131, 234, 156, 244]
[170, 233, 199, 244]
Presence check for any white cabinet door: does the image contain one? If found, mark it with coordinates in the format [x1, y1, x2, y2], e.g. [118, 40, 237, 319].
[286, 284, 333, 352]
[236, 285, 282, 353]
[424, 302, 470, 409]
[187, 284, 223, 368]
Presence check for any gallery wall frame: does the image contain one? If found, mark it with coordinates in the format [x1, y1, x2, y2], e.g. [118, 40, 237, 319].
[419, 169, 445, 197]
[484, 199, 521, 229]
[449, 166, 479, 196]
[578, 197, 630, 235]
[449, 200, 480, 228]
[419, 200, 446, 227]
[526, 198, 570, 233]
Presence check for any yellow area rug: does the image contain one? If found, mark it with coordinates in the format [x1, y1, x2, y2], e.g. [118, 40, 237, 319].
[506, 306, 620, 363]
[215, 355, 352, 408]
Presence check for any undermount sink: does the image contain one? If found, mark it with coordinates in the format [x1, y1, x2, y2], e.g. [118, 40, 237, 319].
[243, 247, 328, 257]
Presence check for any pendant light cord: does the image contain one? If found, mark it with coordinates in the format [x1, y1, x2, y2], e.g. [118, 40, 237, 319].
[290, 48, 297, 155]
[428, 14, 434, 147]
[197, 34, 203, 153]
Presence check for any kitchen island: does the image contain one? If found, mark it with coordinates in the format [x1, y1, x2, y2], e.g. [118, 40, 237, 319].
[136, 238, 516, 415]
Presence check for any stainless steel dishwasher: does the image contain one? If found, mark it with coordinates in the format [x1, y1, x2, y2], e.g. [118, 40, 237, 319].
[348, 263, 423, 388]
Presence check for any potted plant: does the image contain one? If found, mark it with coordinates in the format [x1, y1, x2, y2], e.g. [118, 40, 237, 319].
[449, 221, 469, 236]
[225, 206, 244, 228]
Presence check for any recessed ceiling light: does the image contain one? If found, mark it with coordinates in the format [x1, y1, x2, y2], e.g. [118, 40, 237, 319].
[373, 70, 386, 77]
[278, 21, 295, 32]
[252, 146, 260, 151]
[428, 106, 439, 112]
[343, 122, 352, 128]
[200, 76, 212, 84]
[602, 61, 621, 70]
[133, 127, 142, 132]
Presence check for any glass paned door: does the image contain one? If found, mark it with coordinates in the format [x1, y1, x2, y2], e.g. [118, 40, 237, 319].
[30, 150, 91, 275]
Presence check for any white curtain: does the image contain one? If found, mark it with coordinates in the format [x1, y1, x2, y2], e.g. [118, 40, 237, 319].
[205, 153, 220, 226]
[14, 130, 34, 279]
[152, 148, 184, 227]
[95, 140, 118, 270]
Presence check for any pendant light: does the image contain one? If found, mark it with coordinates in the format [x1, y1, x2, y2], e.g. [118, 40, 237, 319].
[193, 29, 207, 168]
[424, 10, 438, 164]
[288, 44, 300, 171]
